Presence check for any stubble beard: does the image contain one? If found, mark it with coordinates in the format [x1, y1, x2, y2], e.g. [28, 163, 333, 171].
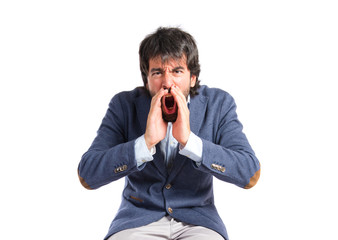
[148, 85, 191, 100]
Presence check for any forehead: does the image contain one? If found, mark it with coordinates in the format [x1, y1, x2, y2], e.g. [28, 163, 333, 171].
[148, 56, 188, 69]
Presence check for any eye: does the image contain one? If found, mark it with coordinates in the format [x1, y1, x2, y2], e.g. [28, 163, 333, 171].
[172, 69, 183, 77]
[151, 71, 162, 77]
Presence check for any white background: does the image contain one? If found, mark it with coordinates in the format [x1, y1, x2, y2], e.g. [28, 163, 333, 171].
[1, 1, 337, 239]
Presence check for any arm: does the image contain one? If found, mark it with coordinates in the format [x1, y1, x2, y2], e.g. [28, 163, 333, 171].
[195, 93, 260, 189]
[78, 88, 169, 190]
[171, 85, 260, 189]
[78, 94, 138, 190]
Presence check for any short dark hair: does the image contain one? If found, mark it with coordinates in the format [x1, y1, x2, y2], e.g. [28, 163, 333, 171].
[139, 27, 201, 96]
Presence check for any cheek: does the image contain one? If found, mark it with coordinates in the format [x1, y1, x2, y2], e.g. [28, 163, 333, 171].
[174, 76, 190, 90]
[148, 79, 162, 92]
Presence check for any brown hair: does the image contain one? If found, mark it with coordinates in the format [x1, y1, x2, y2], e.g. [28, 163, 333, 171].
[139, 27, 201, 96]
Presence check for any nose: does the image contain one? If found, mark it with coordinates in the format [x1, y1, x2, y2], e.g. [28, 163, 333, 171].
[162, 68, 174, 90]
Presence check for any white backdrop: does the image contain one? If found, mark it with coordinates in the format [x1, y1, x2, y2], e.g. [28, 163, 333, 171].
[1, 1, 337, 239]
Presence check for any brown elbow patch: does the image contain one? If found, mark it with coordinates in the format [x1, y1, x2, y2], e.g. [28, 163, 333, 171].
[130, 195, 144, 203]
[78, 171, 92, 190]
[244, 168, 261, 189]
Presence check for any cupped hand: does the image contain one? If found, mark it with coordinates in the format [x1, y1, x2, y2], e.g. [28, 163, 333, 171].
[170, 85, 191, 146]
[144, 88, 168, 150]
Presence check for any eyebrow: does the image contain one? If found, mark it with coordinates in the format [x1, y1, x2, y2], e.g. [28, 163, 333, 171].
[172, 66, 185, 71]
[150, 68, 163, 73]
[150, 66, 185, 73]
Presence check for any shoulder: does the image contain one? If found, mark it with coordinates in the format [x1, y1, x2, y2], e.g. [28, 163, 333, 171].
[196, 85, 235, 105]
[113, 87, 149, 100]
[110, 87, 150, 105]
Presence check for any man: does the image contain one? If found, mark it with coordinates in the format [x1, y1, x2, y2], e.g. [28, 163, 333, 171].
[78, 27, 261, 240]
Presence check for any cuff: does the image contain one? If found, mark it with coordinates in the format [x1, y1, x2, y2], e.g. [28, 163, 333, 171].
[179, 132, 203, 165]
[134, 135, 156, 168]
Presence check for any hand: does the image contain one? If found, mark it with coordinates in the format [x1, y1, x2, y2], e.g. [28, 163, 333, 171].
[144, 89, 168, 150]
[170, 85, 190, 146]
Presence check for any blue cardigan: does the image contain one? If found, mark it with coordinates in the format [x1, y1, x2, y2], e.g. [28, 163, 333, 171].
[78, 85, 261, 240]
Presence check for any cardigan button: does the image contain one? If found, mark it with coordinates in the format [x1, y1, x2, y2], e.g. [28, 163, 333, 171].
[168, 207, 173, 214]
[165, 184, 172, 190]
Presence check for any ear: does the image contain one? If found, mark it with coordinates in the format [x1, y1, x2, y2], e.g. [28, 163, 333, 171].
[190, 75, 197, 88]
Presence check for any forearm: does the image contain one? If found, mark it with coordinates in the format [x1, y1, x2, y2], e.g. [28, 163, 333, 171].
[198, 139, 260, 189]
[78, 140, 137, 190]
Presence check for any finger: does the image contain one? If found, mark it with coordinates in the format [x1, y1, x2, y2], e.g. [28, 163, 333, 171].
[171, 87, 189, 120]
[151, 88, 168, 109]
[170, 86, 187, 110]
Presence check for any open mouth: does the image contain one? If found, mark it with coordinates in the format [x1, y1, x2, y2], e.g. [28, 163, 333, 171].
[161, 92, 178, 122]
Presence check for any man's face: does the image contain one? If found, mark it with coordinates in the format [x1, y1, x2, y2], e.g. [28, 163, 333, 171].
[146, 56, 196, 98]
